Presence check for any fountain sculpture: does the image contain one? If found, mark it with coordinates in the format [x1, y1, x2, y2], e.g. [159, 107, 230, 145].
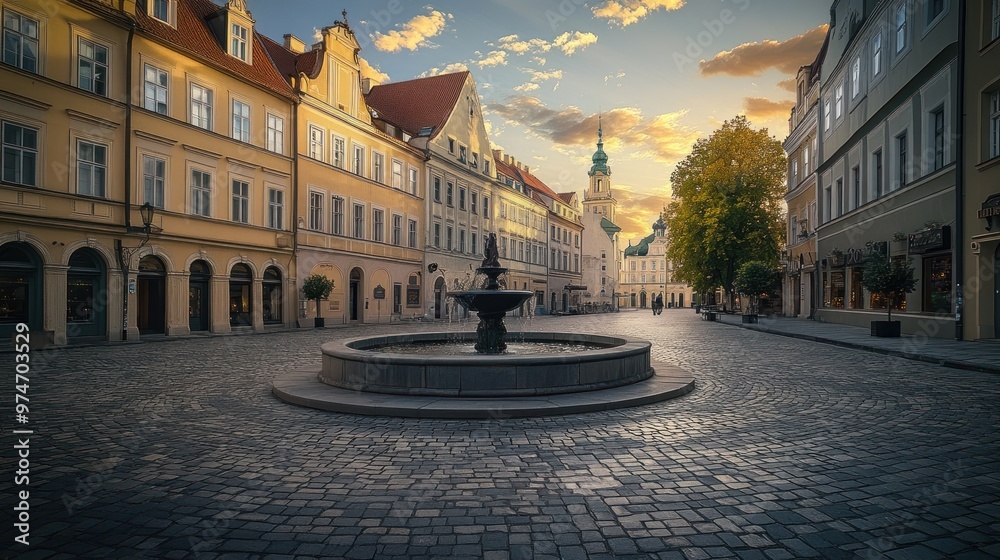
[448, 233, 533, 354]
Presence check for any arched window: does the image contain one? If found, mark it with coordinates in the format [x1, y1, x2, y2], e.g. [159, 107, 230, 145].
[229, 263, 253, 326]
[0, 243, 43, 337]
[67, 248, 106, 338]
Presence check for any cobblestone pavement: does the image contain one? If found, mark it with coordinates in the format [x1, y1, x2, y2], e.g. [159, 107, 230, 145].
[6, 309, 999, 559]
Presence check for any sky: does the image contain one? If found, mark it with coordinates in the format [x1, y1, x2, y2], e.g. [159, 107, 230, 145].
[248, 0, 830, 243]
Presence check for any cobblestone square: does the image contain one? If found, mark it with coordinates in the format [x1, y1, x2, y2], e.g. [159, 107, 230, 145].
[8, 310, 999, 559]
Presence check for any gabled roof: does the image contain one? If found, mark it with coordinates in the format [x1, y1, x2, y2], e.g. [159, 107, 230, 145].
[557, 193, 575, 204]
[600, 216, 622, 235]
[494, 158, 521, 184]
[364, 72, 469, 138]
[135, 0, 295, 99]
[259, 33, 323, 82]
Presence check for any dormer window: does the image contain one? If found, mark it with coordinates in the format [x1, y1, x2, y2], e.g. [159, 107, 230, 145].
[230, 23, 248, 62]
[459, 145, 467, 163]
[149, 0, 175, 25]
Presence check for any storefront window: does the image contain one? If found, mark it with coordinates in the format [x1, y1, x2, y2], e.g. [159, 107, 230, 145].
[262, 267, 282, 324]
[229, 263, 253, 326]
[830, 271, 845, 308]
[923, 254, 952, 313]
[849, 267, 864, 309]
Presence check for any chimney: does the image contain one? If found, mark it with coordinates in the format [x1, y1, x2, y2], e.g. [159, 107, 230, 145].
[492, 148, 503, 162]
[283, 34, 306, 54]
[523, 166, 530, 174]
[361, 77, 380, 94]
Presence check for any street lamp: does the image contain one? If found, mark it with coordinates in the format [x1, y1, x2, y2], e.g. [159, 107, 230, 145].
[116, 203, 159, 342]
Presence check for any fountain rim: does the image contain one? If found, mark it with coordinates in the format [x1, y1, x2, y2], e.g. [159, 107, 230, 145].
[323, 332, 650, 366]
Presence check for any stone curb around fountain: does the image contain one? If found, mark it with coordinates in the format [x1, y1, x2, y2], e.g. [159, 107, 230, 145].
[272, 362, 695, 419]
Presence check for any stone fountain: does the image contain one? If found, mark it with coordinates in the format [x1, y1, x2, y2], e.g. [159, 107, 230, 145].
[448, 233, 533, 354]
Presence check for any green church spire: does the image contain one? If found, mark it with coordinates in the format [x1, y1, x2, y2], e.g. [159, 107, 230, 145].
[589, 114, 610, 177]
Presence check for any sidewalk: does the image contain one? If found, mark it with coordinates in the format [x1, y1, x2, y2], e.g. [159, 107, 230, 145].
[712, 312, 1000, 374]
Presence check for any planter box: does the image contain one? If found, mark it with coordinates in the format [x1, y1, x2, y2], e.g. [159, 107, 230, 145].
[315, 317, 326, 328]
[871, 320, 900, 337]
[741, 314, 758, 324]
[704, 312, 717, 321]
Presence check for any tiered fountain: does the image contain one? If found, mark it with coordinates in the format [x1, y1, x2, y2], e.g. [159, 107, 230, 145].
[273, 233, 695, 417]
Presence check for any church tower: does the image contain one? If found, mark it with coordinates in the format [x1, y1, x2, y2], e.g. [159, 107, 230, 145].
[583, 117, 618, 225]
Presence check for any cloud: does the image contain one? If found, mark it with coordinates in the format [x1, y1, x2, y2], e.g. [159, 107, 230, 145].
[476, 50, 508, 68]
[699, 25, 829, 77]
[312, 27, 322, 43]
[742, 97, 794, 121]
[553, 31, 598, 55]
[777, 77, 797, 92]
[614, 184, 670, 242]
[485, 95, 699, 164]
[417, 62, 469, 78]
[359, 57, 390, 84]
[514, 82, 540, 92]
[371, 9, 450, 52]
[593, 0, 685, 27]
[604, 71, 626, 84]
[532, 56, 547, 66]
[497, 34, 552, 55]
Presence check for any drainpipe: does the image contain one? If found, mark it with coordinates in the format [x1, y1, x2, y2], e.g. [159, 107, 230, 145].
[119, 20, 136, 342]
[954, 0, 966, 340]
[291, 86, 299, 327]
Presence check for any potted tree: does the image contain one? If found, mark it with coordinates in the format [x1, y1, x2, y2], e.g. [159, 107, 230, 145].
[301, 274, 335, 328]
[734, 261, 775, 324]
[861, 255, 916, 337]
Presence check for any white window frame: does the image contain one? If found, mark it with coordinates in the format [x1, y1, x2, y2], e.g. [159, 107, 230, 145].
[2, 8, 40, 74]
[190, 83, 213, 130]
[851, 57, 861, 99]
[1, 120, 38, 187]
[308, 125, 324, 161]
[76, 139, 108, 198]
[990, 91, 1000, 159]
[408, 219, 417, 248]
[308, 189, 324, 231]
[190, 168, 212, 217]
[77, 36, 109, 96]
[871, 32, 883, 79]
[231, 98, 250, 143]
[895, 3, 908, 54]
[143, 64, 169, 115]
[391, 159, 403, 189]
[231, 177, 250, 224]
[332, 196, 345, 235]
[834, 83, 844, 119]
[372, 207, 385, 243]
[823, 100, 831, 132]
[148, 0, 176, 26]
[372, 151, 385, 184]
[333, 135, 346, 169]
[391, 213, 402, 246]
[267, 187, 284, 230]
[353, 202, 365, 239]
[352, 144, 365, 176]
[407, 166, 418, 195]
[230, 22, 248, 62]
[142, 154, 166, 209]
[266, 113, 284, 154]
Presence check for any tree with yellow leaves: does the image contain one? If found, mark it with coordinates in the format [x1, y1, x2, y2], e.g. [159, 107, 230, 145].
[665, 116, 785, 308]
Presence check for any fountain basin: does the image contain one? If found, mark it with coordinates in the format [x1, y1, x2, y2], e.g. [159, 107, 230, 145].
[319, 332, 653, 397]
[448, 289, 534, 314]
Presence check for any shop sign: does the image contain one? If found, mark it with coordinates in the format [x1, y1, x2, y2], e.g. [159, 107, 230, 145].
[979, 194, 1000, 231]
[845, 241, 887, 266]
[908, 226, 950, 254]
[372, 284, 386, 300]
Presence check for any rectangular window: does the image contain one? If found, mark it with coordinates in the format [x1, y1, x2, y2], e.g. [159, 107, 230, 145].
[232, 99, 250, 143]
[372, 152, 384, 183]
[824, 101, 831, 131]
[873, 149, 883, 199]
[268, 188, 283, 229]
[483, 197, 490, 218]
[471, 152, 479, 169]
[333, 136, 345, 168]
[392, 214, 402, 246]
[446, 182, 454, 206]
[433, 222, 441, 248]
[2, 122, 38, 186]
[803, 145, 811, 175]
[353, 203, 365, 239]
[309, 126, 324, 160]
[459, 145, 467, 163]
[835, 178, 844, 218]
[448, 138, 455, 153]
[266, 114, 283, 154]
[923, 254, 952, 313]
[332, 197, 344, 235]
[408, 219, 417, 248]
[142, 155, 165, 208]
[77, 140, 107, 198]
[993, 0, 1000, 41]
[472, 233, 478, 255]
[231, 23, 248, 61]
[446, 226, 453, 251]
[834, 84, 844, 119]
[851, 57, 861, 99]
[231, 179, 249, 223]
[391, 159, 402, 189]
[459, 187, 466, 210]
[897, 132, 908, 188]
[991, 92, 1000, 159]
[471, 192, 478, 214]
[190, 84, 213, 130]
[849, 267, 865, 309]
[143, 64, 168, 115]
[791, 159, 798, 185]
[852, 165, 861, 209]
[353, 145, 364, 175]
[896, 4, 907, 52]
[459, 230, 466, 253]
[484, 160, 491, 175]
[78, 37, 109, 96]
[408, 167, 418, 195]
[433, 177, 441, 202]
[932, 107, 945, 170]
[373, 209, 384, 242]
[3, 10, 39, 73]
[926, 0, 944, 24]
[308, 191, 323, 230]
[191, 169, 211, 217]
[829, 270, 845, 308]
[872, 33, 882, 77]
[151, 0, 170, 22]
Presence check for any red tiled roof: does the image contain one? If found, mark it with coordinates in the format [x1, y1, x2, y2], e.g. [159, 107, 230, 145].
[557, 192, 575, 204]
[364, 72, 469, 138]
[135, 0, 295, 99]
[495, 157, 565, 203]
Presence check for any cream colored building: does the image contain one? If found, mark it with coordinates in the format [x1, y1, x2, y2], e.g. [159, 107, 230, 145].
[580, 124, 623, 309]
[620, 218, 694, 309]
[264, 20, 424, 325]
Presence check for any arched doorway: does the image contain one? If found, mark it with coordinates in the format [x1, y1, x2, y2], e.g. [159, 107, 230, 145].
[263, 267, 282, 325]
[349, 268, 363, 321]
[66, 248, 107, 339]
[137, 255, 166, 334]
[562, 292, 568, 312]
[188, 260, 211, 332]
[229, 263, 253, 327]
[679, 293, 685, 308]
[0, 243, 42, 340]
[640, 291, 647, 308]
[434, 277, 445, 319]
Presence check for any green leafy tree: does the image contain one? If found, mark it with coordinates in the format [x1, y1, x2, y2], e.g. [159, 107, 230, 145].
[733, 261, 776, 315]
[861, 256, 917, 322]
[665, 116, 785, 308]
[301, 274, 335, 319]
